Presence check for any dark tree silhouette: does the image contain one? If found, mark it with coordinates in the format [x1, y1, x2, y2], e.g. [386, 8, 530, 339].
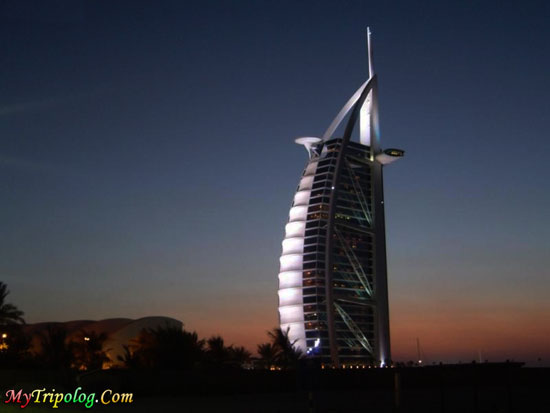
[0, 283, 30, 366]
[257, 342, 278, 369]
[38, 325, 76, 369]
[73, 330, 110, 371]
[205, 335, 252, 368]
[206, 335, 230, 366]
[228, 345, 252, 368]
[117, 344, 140, 369]
[268, 327, 304, 369]
[130, 325, 205, 370]
[0, 282, 25, 325]
[0, 325, 32, 367]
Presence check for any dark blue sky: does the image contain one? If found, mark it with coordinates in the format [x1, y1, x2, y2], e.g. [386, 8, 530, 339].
[1, 0, 549, 363]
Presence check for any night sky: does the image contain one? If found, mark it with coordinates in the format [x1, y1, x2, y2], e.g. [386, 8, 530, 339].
[1, 0, 549, 365]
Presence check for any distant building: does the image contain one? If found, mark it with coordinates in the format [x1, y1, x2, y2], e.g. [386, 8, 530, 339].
[277, 29, 403, 367]
[23, 316, 182, 367]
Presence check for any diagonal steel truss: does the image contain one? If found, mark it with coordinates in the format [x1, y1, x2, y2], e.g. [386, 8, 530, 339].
[344, 157, 372, 226]
[334, 226, 373, 297]
[334, 301, 373, 354]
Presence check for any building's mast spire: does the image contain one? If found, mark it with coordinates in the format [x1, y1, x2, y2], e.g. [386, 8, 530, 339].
[322, 28, 377, 144]
[359, 27, 375, 147]
[367, 27, 374, 79]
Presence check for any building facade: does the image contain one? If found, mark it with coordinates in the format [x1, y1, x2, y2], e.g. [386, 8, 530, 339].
[277, 30, 403, 367]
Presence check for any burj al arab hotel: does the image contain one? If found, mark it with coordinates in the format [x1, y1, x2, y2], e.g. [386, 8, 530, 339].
[277, 29, 404, 368]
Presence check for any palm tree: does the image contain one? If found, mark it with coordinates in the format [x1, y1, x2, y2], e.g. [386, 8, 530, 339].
[228, 345, 252, 368]
[0, 325, 32, 367]
[130, 325, 205, 370]
[257, 342, 278, 369]
[204, 336, 251, 368]
[73, 330, 110, 371]
[268, 327, 304, 369]
[117, 344, 140, 369]
[38, 325, 76, 369]
[0, 282, 25, 325]
[127, 329, 157, 368]
[206, 335, 230, 366]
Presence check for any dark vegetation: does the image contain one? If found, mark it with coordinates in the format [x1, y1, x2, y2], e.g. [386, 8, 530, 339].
[0, 281, 302, 371]
[2, 281, 549, 412]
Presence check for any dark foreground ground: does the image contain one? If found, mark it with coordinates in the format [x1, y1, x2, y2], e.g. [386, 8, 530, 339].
[1, 363, 548, 412]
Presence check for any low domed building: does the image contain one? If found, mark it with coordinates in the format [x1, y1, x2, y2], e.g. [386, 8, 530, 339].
[24, 316, 182, 368]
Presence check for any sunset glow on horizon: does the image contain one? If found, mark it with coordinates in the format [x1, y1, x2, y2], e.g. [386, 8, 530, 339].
[2, 1, 549, 367]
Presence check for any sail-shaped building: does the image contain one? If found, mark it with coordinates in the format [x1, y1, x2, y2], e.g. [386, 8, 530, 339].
[277, 29, 404, 367]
